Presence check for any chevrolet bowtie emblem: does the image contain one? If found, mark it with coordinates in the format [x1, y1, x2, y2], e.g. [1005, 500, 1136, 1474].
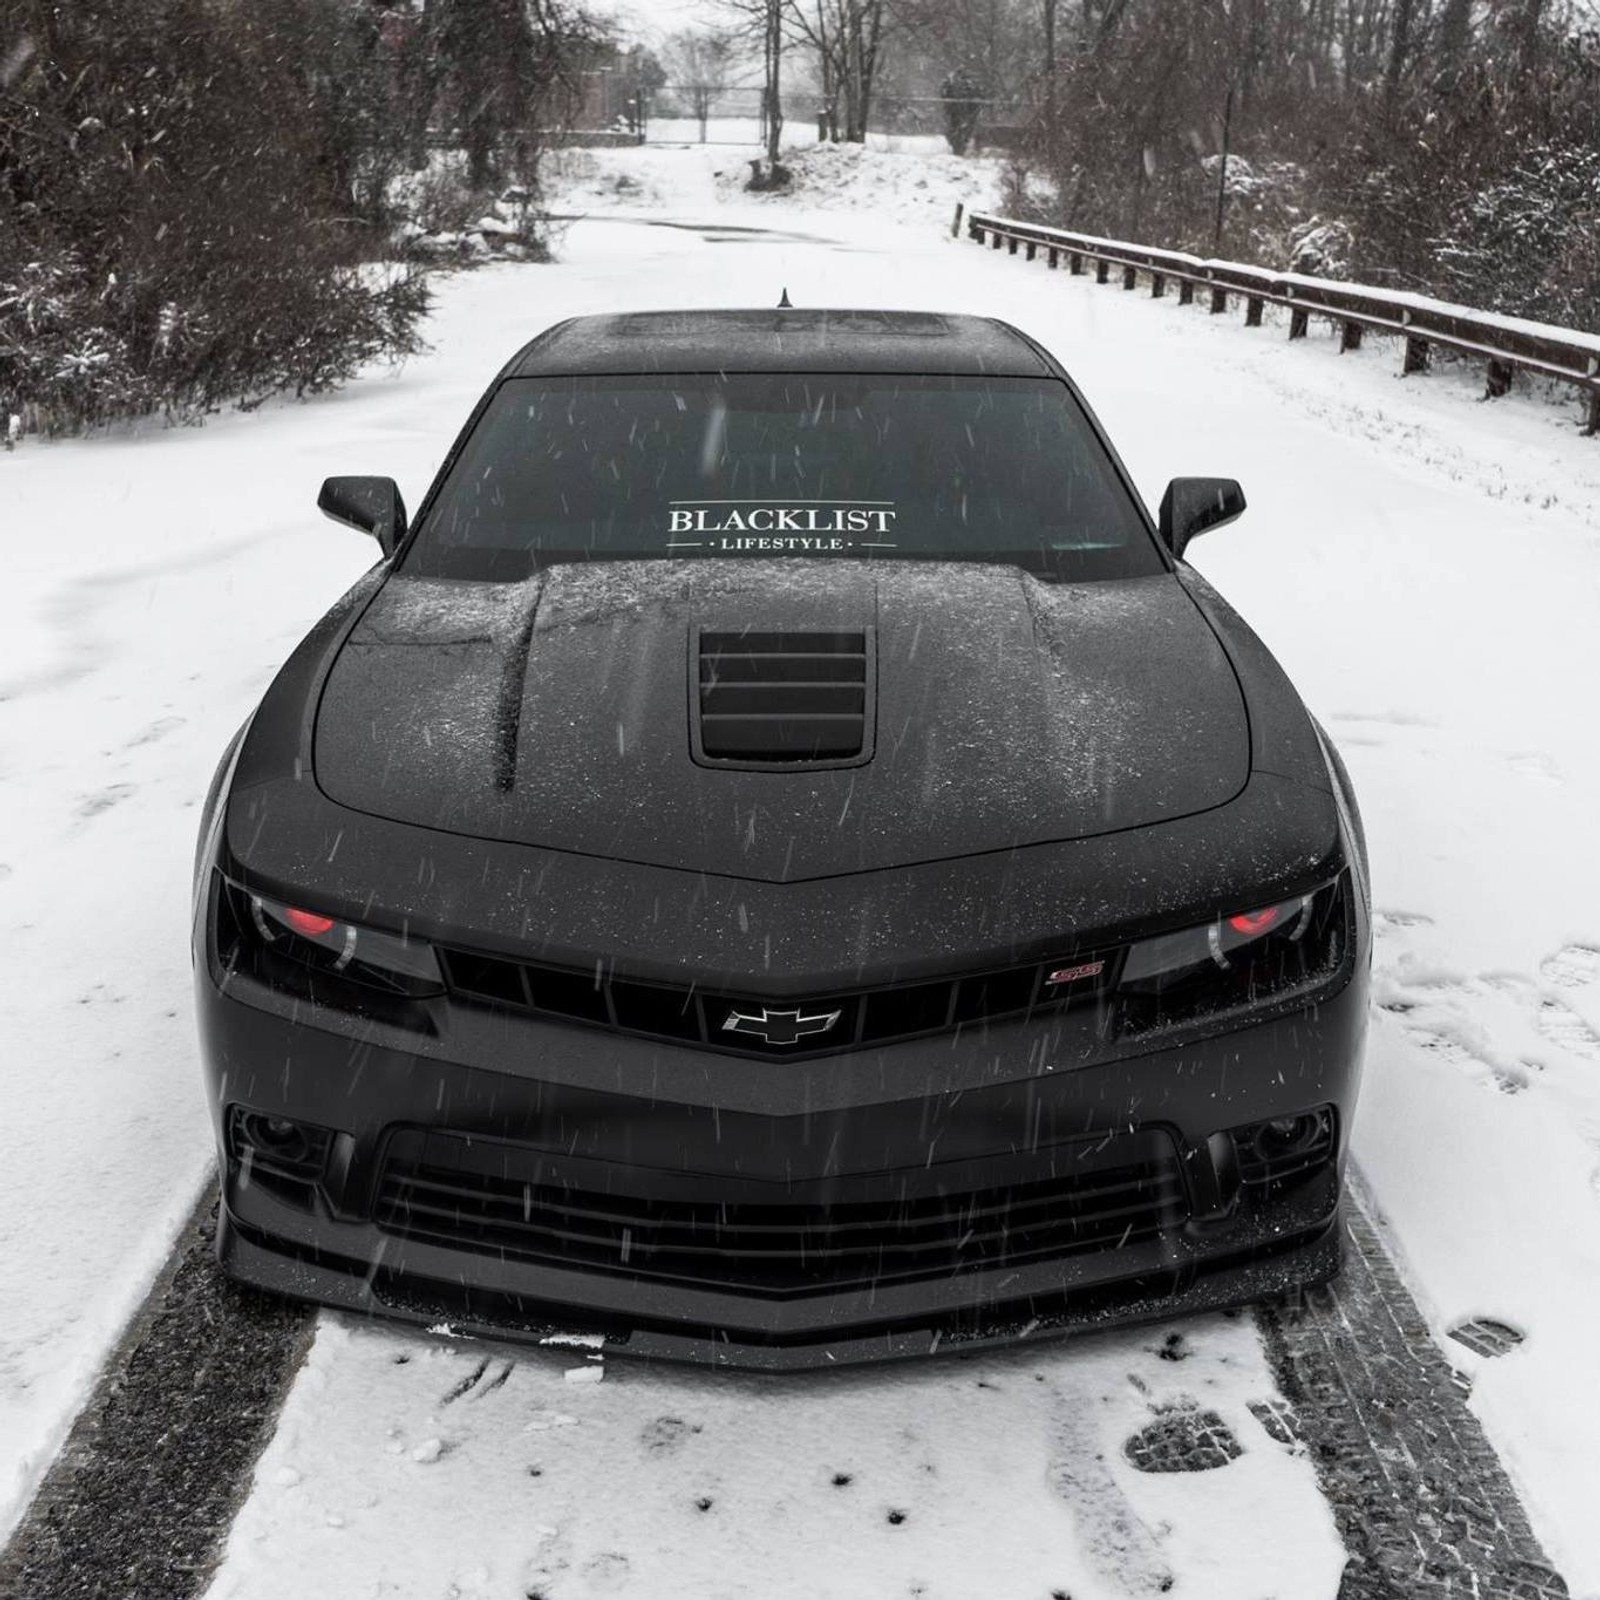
[721, 1005, 843, 1047]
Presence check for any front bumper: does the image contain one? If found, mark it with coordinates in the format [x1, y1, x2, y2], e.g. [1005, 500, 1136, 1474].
[198, 926, 1366, 1368]
[217, 1203, 1342, 1370]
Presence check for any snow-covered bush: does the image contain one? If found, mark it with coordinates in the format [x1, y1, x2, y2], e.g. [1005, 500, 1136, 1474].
[1434, 145, 1600, 329]
[0, 255, 150, 433]
[1286, 219, 1355, 280]
[0, 0, 433, 434]
[389, 158, 556, 264]
[996, 157, 1057, 223]
[1015, 0, 1600, 328]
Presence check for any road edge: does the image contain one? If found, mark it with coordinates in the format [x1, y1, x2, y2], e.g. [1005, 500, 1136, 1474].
[0, 1185, 315, 1600]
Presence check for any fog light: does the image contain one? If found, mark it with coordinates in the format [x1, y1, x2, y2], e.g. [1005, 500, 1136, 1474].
[1226, 1106, 1337, 1188]
[247, 1114, 309, 1161]
[1254, 1112, 1325, 1160]
[229, 1107, 334, 1180]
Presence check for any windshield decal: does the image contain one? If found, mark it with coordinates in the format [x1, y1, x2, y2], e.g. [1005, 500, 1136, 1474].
[666, 499, 898, 552]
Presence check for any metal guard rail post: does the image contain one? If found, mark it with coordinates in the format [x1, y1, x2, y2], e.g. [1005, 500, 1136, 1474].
[965, 211, 1600, 435]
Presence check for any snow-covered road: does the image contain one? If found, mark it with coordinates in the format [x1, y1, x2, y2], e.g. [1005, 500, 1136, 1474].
[208, 1307, 1341, 1600]
[4, 145, 1600, 1596]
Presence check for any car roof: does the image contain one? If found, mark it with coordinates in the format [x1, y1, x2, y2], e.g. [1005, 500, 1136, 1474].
[507, 309, 1053, 378]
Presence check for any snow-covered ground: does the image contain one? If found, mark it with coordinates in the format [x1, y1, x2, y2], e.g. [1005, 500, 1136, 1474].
[5, 139, 1600, 1593]
[547, 140, 1002, 225]
[208, 1314, 1340, 1600]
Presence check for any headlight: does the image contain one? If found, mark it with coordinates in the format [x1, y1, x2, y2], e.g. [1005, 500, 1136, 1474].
[218, 881, 443, 998]
[1122, 889, 1319, 985]
[1118, 876, 1347, 1031]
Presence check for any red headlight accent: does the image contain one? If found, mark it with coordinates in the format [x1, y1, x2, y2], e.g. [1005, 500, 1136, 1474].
[283, 906, 337, 938]
[1227, 907, 1282, 936]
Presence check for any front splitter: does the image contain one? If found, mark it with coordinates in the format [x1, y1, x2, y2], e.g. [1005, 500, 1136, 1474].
[217, 1205, 1342, 1372]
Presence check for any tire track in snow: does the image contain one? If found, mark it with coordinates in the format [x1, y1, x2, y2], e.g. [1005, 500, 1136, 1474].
[0, 1188, 314, 1600]
[0, 1179, 1573, 1600]
[0, 531, 262, 705]
[1257, 1181, 1570, 1599]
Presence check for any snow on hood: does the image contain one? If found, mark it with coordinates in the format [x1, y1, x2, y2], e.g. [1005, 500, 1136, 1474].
[313, 561, 1249, 883]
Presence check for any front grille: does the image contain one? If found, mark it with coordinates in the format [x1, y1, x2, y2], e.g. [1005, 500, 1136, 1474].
[434, 876, 1348, 1060]
[695, 630, 871, 765]
[373, 1133, 1189, 1296]
[437, 945, 1113, 1058]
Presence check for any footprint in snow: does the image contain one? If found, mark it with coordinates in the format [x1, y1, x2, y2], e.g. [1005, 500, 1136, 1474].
[1396, 1012, 1529, 1095]
[125, 714, 186, 749]
[1508, 752, 1564, 784]
[640, 1416, 700, 1455]
[76, 783, 136, 819]
[520, 1524, 571, 1599]
[581, 1552, 631, 1592]
[1492, 1062, 1535, 1095]
[1378, 970, 1539, 1094]
[1373, 908, 1433, 934]
[1329, 709, 1439, 729]
[1533, 996, 1600, 1061]
[1394, 1018, 1480, 1066]
[1540, 944, 1600, 991]
[1447, 1317, 1525, 1359]
[1247, 1397, 1304, 1452]
[1044, 1382, 1173, 1595]
[1489, 974, 1600, 1063]
[1123, 1404, 1243, 1474]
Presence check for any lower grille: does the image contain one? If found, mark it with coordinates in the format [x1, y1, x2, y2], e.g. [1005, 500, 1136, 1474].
[373, 1134, 1189, 1297]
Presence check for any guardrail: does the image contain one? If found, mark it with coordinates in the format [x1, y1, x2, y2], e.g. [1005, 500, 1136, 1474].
[961, 209, 1600, 435]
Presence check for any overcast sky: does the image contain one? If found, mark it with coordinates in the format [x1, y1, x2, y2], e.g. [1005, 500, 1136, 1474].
[594, 0, 724, 46]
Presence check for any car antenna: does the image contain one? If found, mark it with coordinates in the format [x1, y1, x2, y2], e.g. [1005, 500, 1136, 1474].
[777, 288, 793, 308]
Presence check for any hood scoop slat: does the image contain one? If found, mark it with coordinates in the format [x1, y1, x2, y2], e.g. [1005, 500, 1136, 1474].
[695, 630, 873, 768]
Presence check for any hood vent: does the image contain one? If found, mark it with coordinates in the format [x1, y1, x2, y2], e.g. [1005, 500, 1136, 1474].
[695, 630, 873, 768]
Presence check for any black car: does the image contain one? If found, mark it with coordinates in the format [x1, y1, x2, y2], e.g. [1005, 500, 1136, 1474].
[194, 309, 1370, 1368]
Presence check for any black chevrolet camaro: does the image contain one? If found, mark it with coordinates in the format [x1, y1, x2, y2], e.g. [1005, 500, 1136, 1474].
[194, 309, 1370, 1368]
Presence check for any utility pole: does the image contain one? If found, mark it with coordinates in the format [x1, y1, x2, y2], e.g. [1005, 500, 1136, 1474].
[1043, 0, 1058, 131]
[1212, 85, 1234, 255]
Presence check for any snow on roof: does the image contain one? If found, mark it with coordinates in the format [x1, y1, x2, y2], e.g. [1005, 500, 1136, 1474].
[510, 308, 1050, 377]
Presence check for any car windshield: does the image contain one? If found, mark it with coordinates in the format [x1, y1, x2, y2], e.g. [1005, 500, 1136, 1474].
[404, 373, 1163, 581]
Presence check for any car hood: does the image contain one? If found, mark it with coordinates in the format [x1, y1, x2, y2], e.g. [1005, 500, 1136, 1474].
[313, 561, 1249, 883]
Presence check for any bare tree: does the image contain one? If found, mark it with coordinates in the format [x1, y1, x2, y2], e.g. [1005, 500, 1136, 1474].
[722, 0, 787, 171]
[424, 0, 594, 191]
[789, 0, 890, 142]
[660, 28, 742, 142]
[1041, 0, 1058, 126]
[894, 0, 1037, 124]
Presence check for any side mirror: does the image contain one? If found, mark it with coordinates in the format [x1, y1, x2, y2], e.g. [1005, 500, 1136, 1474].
[1158, 478, 1246, 560]
[317, 476, 407, 558]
